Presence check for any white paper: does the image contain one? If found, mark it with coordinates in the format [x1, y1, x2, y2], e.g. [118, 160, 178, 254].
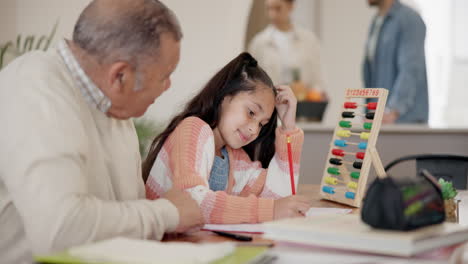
[203, 223, 265, 233]
[203, 207, 352, 234]
[305, 207, 352, 217]
[69, 237, 235, 264]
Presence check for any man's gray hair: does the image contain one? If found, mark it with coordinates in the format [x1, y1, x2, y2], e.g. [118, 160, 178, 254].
[73, 0, 182, 68]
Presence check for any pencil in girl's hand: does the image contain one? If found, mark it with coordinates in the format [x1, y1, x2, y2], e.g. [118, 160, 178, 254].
[287, 135, 296, 195]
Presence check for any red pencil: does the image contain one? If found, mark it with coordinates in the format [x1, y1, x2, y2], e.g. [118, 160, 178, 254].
[287, 135, 296, 195]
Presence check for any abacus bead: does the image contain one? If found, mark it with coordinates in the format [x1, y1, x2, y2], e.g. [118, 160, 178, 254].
[347, 182, 358, 189]
[332, 149, 345, 156]
[363, 122, 372, 130]
[327, 167, 340, 175]
[356, 152, 365, 159]
[345, 192, 355, 199]
[334, 139, 347, 147]
[367, 102, 377, 110]
[325, 176, 338, 185]
[350, 172, 360, 179]
[339, 121, 352, 128]
[342, 111, 355, 118]
[337, 130, 351, 137]
[353, 161, 363, 169]
[358, 142, 367, 149]
[329, 158, 343, 165]
[344, 102, 357, 109]
[323, 186, 336, 194]
[360, 132, 370, 140]
[365, 112, 375, 120]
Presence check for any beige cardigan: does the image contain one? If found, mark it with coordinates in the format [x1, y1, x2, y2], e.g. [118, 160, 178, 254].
[0, 47, 178, 263]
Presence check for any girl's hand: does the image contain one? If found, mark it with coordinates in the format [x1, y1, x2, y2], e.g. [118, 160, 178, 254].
[273, 195, 311, 219]
[275, 85, 297, 132]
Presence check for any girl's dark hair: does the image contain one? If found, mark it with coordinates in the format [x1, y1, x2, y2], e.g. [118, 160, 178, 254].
[142, 52, 278, 183]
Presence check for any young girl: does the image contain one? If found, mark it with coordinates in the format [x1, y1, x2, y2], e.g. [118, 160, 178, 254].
[143, 52, 310, 224]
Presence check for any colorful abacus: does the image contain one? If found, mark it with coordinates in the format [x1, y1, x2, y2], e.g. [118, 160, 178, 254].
[319, 88, 388, 207]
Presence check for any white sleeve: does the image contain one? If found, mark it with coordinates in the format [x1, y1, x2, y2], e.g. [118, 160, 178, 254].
[0, 67, 179, 255]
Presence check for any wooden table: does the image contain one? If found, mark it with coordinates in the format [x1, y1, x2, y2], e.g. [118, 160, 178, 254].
[163, 184, 468, 244]
[163, 184, 357, 244]
[161, 184, 468, 264]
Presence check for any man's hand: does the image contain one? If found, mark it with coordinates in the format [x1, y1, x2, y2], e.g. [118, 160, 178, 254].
[163, 188, 204, 233]
[382, 110, 399, 124]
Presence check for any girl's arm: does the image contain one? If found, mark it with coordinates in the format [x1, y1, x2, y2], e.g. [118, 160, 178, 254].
[146, 117, 274, 224]
[233, 126, 304, 199]
[260, 126, 304, 197]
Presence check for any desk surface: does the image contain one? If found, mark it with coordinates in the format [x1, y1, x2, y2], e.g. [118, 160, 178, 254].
[297, 122, 468, 134]
[162, 184, 357, 244]
[163, 184, 468, 245]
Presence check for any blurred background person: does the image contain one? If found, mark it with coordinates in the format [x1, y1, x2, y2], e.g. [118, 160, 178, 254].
[364, 0, 429, 124]
[248, 0, 326, 103]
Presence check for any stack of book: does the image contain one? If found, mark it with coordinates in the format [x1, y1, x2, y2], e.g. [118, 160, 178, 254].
[263, 214, 468, 257]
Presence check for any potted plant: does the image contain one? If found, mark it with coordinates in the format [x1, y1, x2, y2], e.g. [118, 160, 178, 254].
[439, 178, 459, 222]
[133, 118, 165, 159]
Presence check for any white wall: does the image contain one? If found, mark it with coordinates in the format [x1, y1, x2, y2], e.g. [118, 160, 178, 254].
[146, 1, 252, 124]
[3, 0, 465, 127]
[15, 0, 89, 42]
[0, 0, 251, 125]
[0, 0, 17, 43]
[0, 0, 90, 45]
[0, 0, 18, 67]
[319, 0, 374, 126]
[0, 0, 89, 66]
[413, 0, 452, 127]
[445, 0, 468, 127]
[291, 0, 316, 31]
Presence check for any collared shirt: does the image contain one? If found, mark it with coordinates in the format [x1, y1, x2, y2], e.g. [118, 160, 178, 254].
[271, 28, 298, 84]
[363, 0, 428, 123]
[249, 25, 325, 91]
[57, 39, 111, 113]
[366, 16, 384, 63]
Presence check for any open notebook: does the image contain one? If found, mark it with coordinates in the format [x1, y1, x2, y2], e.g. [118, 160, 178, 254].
[35, 237, 269, 264]
[263, 214, 468, 257]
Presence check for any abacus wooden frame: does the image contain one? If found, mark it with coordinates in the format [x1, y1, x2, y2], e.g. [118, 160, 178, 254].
[319, 88, 388, 207]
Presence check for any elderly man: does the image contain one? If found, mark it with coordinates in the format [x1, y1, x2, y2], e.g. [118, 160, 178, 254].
[0, 0, 203, 263]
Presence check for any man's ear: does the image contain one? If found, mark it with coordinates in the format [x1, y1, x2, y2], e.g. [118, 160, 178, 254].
[107, 62, 135, 94]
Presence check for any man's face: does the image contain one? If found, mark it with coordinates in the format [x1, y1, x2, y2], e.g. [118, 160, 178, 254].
[265, 0, 293, 28]
[107, 32, 180, 119]
[130, 33, 180, 117]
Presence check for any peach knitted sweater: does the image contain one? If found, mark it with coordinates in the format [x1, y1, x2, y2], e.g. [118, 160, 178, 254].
[146, 116, 304, 224]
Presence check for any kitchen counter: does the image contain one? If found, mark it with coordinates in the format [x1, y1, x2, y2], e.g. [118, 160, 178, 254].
[297, 122, 468, 184]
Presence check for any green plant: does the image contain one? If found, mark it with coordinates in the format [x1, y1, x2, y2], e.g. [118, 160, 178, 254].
[438, 178, 458, 200]
[133, 118, 165, 159]
[0, 21, 58, 69]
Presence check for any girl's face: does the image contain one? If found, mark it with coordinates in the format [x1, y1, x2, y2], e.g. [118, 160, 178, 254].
[215, 85, 276, 150]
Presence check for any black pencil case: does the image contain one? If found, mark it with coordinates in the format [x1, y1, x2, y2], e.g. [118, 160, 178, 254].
[361, 169, 445, 231]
